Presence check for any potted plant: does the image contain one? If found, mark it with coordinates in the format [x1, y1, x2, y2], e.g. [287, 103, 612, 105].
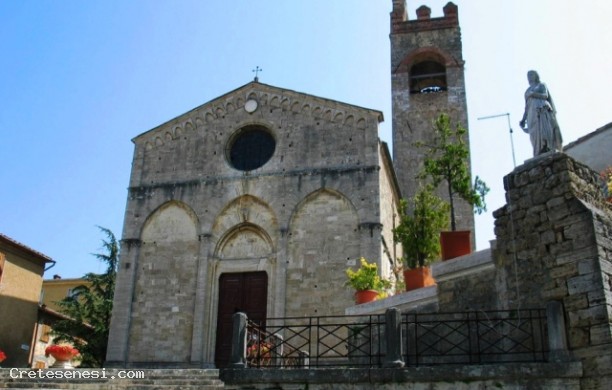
[345, 258, 391, 304]
[45, 344, 79, 369]
[416, 113, 489, 260]
[393, 185, 449, 291]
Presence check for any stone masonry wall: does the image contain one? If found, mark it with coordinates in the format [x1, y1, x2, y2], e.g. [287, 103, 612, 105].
[493, 152, 612, 390]
[221, 364, 582, 390]
[433, 247, 498, 312]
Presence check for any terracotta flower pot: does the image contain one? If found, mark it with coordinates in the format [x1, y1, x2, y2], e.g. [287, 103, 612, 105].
[403, 267, 435, 291]
[440, 230, 472, 260]
[354, 289, 378, 304]
[46, 345, 78, 369]
[49, 351, 76, 369]
[50, 351, 75, 361]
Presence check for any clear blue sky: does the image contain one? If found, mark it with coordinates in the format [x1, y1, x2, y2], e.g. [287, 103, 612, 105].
[2, 1, 611, 278]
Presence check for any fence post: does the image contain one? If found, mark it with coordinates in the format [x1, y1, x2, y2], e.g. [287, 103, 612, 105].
[298, 351, 310, 367]
[271, 333, 284, 367]
[230, 312, 248, 368]
[546, 301, 570, 362]
[384, 307, 405, 367]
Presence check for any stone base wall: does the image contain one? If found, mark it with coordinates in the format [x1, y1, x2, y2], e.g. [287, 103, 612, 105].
[221, 364, 582, 390]
[492, 153, 612, 390]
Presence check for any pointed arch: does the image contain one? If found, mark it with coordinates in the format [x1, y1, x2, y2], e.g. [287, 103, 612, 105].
[394, 46, 455, 74]
[211, 195, 278, 249]
[291, 101, 301, 113]
[394, 47, 459, 94]
[333, 112, 344, 123]
[323, 109, 332, 121]
[286, 188, 359, 316]
[356, 118, 366, 129]
[215, 222, 273, 259]
[175, 126, 184, 138]
[281, 98, 290, 111]
[129, 200, 199, 363]
[141, 201, 198, 243]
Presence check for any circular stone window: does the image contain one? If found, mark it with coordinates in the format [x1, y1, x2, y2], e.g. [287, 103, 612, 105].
[228, 125, 276, 171]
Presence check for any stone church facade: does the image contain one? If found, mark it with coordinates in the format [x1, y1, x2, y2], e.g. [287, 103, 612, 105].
[106, 82, 402, 367]
[106, 1, 472, 368]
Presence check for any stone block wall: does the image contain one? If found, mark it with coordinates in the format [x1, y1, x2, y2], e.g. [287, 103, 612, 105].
[433, 247, 498, 312]
[221, 364, 583, 390]
[492, 152, 612, 389]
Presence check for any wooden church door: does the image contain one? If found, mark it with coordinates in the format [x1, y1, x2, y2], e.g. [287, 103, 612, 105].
[214, 271, 268, 367]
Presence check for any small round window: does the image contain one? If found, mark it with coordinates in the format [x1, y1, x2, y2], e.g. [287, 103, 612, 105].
[228, 125, 275, 171]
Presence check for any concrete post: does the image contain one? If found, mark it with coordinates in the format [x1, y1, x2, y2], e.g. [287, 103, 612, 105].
[546, 301, 570, 362]
[384, 307, 405, 367]
[230, 312, 248, 368]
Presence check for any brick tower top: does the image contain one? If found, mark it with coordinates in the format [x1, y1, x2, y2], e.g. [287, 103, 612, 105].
[391, 1, 459, 34]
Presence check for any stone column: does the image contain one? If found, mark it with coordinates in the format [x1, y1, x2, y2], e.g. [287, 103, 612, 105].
[230, 312, 247, 368]
[274, 228, 289, 318]
[105, 239, 141, 366]
[546, 300, 570, 362]
[190, 233, 212, 366]
[358, 222, 382, 266]
[384, 307, 405, 367]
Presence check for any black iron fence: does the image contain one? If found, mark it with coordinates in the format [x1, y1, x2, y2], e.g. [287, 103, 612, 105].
[245, 314, 385, 368]
[233, 308, 551, 369]
[403, 309, 548, 366]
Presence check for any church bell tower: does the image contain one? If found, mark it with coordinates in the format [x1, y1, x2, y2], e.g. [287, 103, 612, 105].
[390, 1, 474, 234]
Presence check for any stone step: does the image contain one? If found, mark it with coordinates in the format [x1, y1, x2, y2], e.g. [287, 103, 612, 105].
[1, 382, 224, 390]
[3, 387, 223, 390]
[0, 380, 224, 386]
[0, 368, 224, 390]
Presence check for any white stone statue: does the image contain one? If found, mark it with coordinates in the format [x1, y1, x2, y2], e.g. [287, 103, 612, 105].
[519, 70, 563, 156]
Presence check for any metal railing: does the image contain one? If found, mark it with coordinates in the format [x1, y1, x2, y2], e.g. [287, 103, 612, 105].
[403, 309, 548, 366]
[245, 314, 385, 368]
[233, 308, 550, 368]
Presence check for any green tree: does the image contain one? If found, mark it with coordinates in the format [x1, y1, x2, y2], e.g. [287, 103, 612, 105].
[393, 185, 449, 269]
[416, 113, 489, 231]
[52, 227, 118, 367]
